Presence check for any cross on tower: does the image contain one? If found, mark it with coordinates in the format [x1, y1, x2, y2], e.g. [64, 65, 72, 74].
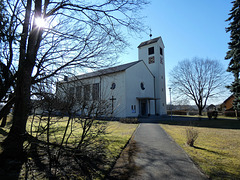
[109, 96, 116, 114]
[149, 28, 152, 39]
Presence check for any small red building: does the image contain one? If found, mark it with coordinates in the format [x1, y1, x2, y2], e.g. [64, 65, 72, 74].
[221, 95, 234, 111]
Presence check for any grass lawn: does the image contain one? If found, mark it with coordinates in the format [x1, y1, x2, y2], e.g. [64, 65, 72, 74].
[0, 116, 138, 179]
[160, 118, 240, 180]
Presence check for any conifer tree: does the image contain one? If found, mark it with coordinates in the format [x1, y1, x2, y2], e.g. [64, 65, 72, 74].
[226, 0, 240, 119]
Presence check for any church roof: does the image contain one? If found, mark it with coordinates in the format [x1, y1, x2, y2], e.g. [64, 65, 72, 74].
[137, 36, 161, 48]
[68, 61, 141, 81]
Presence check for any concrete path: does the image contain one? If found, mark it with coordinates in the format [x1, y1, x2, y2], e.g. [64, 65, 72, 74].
[108, 123, 208, 180]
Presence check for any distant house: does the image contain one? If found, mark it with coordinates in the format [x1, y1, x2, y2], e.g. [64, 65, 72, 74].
[221, 95, 234, 111]
[206, 104, 216, 111]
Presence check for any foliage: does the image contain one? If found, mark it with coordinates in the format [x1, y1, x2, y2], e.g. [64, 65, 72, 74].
[185, 127, 198, 147]
[161, 122, 240, 179]
[225, 0, 240, 118]
[207, 111, 218, 119]
[120, 118, 139, 124]
[169, 57, 228, 115]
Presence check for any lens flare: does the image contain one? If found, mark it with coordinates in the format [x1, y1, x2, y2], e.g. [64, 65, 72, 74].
[34, 17, 46, 28]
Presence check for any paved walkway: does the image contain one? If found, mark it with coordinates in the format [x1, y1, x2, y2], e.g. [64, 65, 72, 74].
[108, 123, 208, 180]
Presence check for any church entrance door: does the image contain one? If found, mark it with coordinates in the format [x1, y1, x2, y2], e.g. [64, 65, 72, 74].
[140, 100, 148, 116]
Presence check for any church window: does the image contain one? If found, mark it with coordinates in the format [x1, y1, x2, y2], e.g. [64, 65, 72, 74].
[69, 87, 74, 96]
[84, 84, 91, 100]
[131, 105, 136, 113]
[148, 56, 155, 64]
[110, 82, 116, 90]
[92, 83, 99, 100]
[160, 47, 163, 55]
[140, 82, 145, 90]
[76, 86, 82, 99]
[148, 47, 154, 55]
[160, 56, 164, 64]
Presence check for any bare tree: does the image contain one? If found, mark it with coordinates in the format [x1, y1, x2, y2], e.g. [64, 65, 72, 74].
[169, 57, 228, 115]
[23, 82, 112, 179]
[0, 0, 148, 178]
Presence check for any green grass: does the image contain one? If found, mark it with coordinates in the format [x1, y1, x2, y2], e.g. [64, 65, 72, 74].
[104, 121, 138, 163]
[0, 116, 138, 179]
[160, 119, 240, 180]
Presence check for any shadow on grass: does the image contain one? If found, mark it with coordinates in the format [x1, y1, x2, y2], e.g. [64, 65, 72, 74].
[209, 168, 240, 180]
[0, 128, 8, 136]
[193, 146, 226, 156]
[139, 116, 240, 130]
[106, 140, 142, 180]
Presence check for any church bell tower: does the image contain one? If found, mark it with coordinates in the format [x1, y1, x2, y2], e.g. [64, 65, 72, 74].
[137, 36, 166, 115]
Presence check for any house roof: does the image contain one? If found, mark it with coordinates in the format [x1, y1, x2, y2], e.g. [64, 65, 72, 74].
[66, 60, 141, 82]
[206, 104, 216, 110]
[137, 36, 161, 48]
[223, 94, 234, 104]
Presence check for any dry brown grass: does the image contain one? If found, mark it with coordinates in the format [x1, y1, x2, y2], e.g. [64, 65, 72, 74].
[161, 124, 240, 179]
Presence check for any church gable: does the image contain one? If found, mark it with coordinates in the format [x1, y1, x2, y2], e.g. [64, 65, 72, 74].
[125, 61, 155, 117]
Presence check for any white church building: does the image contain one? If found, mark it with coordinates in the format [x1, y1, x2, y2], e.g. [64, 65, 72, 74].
[57, 37, 167, 118]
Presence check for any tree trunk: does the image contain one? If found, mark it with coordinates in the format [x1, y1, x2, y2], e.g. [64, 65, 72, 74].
[198, 108, 202, 116]
[3, 65, 33, 154]
[1, 0, 43, 159]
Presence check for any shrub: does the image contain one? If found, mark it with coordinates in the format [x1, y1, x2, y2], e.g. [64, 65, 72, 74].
[207, 111, 218, 119]
[188, 111, 199, 116]
[224, 111, 240, 117]
[167, 110, 187, 115]
[120, 118, 139, 124]
[186, 127, 199, 147]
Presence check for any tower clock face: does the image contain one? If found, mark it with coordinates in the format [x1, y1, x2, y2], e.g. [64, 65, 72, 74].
[148, 56, 155, 64]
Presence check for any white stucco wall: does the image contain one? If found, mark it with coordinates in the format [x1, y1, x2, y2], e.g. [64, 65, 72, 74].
[125, 61, 155, 117]
[56, 71, 126, 118]
[100, 71, 126, 117]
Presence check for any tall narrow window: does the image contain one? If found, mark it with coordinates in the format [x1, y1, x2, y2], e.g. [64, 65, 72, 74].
[69, 87, 74, 96]
[76, 86, 82, 99]
[92, 83, 99, 100]
[84, 84, 90, 100]
[131, 105, 136, 113]
[148, 47, 154, 55]
[160, 47, 163, 55]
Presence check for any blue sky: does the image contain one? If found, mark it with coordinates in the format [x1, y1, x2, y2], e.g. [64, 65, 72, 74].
[118, 0, 233, 104]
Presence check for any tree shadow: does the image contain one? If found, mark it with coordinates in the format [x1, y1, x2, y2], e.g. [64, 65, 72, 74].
[0, 128, 8, 136]
[193, 146, 225, 156]
[0, 144, 26, 179]
[106, 140, 142, 180]
[109, 138, 208, 180]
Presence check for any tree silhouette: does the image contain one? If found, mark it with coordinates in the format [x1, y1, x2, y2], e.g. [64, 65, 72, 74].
[169, 57, 227, 115]
[226, 0, 240, 119]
